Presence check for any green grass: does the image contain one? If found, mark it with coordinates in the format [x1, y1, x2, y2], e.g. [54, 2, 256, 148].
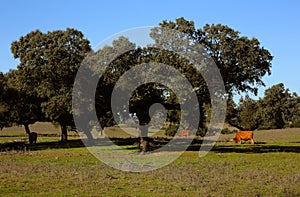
[1, 123, 300, 196]
[0, 147, 300, 196]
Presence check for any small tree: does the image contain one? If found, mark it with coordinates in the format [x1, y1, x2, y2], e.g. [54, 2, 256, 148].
[0, 72, 10, 130]
[227, 95, 261, 131]
[284, 92, 300, 127]
[225, 96, 238, 124]
[257, 83, 300, 129]
[258, 83, 287, 129]
[4, 70, 45, 135]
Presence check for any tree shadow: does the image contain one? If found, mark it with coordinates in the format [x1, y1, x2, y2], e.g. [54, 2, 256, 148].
[0, 139, 86, 152]
[0, 137, 177, 152]
[1, 137, 300, 154]
[211, 144, 300, 153]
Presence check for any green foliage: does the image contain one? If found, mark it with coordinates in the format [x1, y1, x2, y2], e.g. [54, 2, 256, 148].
[164, 123, 180, 136]
[238, 96, 261, 130]
[4, 70, 45, 133]
[55, 19, 272, 148]
[159, 18, 273, 95]
[11, 28, 91, 141]
[227, 83, 300, 130]
[225, 96, 237, 123]
[221, 128, 237, 134]
[1, 142, 300, 196]
[289, 120, 300, 128]
[156, 17, 272, 135]
[227, 95, 260, 131]
[196, 127, 208, 137]
[258, 83, 291, 129]
[0, 72, 10, 129]
[3, 18, 274, 145]
[282, 92, 300, 127]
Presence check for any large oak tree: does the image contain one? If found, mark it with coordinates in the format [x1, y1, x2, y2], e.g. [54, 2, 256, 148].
[0, 72, 10, 130]
[150, 18, 272, 137]
[3, 70, 44, 135]
[11, 28, 91, 141]
[80, 18, 272, 152]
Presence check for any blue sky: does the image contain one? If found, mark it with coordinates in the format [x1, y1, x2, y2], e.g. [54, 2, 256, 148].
[1, 0, 299, 98]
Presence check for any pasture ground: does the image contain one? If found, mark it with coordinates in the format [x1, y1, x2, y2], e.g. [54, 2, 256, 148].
[0, 123, 300, 196]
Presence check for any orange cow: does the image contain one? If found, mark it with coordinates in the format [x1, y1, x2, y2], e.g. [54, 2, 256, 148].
[178, 130, 190, 137]
[233, 131, 254, 144]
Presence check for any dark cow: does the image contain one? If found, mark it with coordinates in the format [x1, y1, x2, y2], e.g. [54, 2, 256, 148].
[29, 132, 38, 145]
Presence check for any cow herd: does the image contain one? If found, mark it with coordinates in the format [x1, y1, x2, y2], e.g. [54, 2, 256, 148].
[177, 130, 255, 144]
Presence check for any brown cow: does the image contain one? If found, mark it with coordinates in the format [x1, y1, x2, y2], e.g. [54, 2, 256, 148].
[178, 130, 190, 137]
[233, 131, 254, 144]
[29, 132, 38, 145]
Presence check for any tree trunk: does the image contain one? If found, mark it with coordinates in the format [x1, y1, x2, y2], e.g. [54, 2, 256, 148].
[24, 123, 31, 135]
[60, 123, 68, 142]
[135, 108, 151, 153]
[139, 124, 149, 153]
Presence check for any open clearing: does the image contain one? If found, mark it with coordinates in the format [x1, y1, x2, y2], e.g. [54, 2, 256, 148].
[0, 123, 300, 196]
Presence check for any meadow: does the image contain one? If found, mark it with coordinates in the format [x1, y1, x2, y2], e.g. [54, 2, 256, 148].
[0, 123, 300, 196]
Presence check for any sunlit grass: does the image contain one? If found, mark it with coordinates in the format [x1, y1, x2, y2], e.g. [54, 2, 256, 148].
[1, 123, 300, 196]
[0, 147, 300, 196]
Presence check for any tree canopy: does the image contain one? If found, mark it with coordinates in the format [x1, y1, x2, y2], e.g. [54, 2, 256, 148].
[226, 83, 300, 130]
[157, 17, 273, 95]
[73, 17, 274, 152]
[4, 69, 44, 134]
[0, 72, 10, 130]
[3, 18, 294, 152]
[10, 28, 91, 141]
[258, 83, 300, 129]
[227, 95, 261, 131]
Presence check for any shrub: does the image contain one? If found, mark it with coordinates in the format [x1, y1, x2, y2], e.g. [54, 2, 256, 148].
[196, 127, 208, 137]
[221, 128, 238, 134]
[221, 128, 229, 134]
[290, 120, 300, 128]
[165, 124, 180, 136]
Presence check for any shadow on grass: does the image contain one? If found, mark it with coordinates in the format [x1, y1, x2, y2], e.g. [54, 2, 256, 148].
[0, 137, 140, 152]
[0, 139, 86, 152]
[1, 137, 300, 154]
[211, 144, 300, 153]
[188, 139, 300, 153]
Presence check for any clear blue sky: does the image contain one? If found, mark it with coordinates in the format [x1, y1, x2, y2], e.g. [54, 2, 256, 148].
[1, 0, 299, 98]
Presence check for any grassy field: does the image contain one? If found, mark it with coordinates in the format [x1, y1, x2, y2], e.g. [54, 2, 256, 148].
[0, 123, 300, 196]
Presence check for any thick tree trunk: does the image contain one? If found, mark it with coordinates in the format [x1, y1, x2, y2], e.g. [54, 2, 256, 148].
[24, 123, 32, 143]
[24, 123, 31, 135]
[60, 123, 68, 142]
[139, 124, 149, 153]
[136, 108, 151, 153]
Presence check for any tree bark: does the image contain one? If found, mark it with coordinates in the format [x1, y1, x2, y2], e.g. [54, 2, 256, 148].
[60, 123, 68, 142]
[139, 124, 149, 153]
[24, 123, 31, 135]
